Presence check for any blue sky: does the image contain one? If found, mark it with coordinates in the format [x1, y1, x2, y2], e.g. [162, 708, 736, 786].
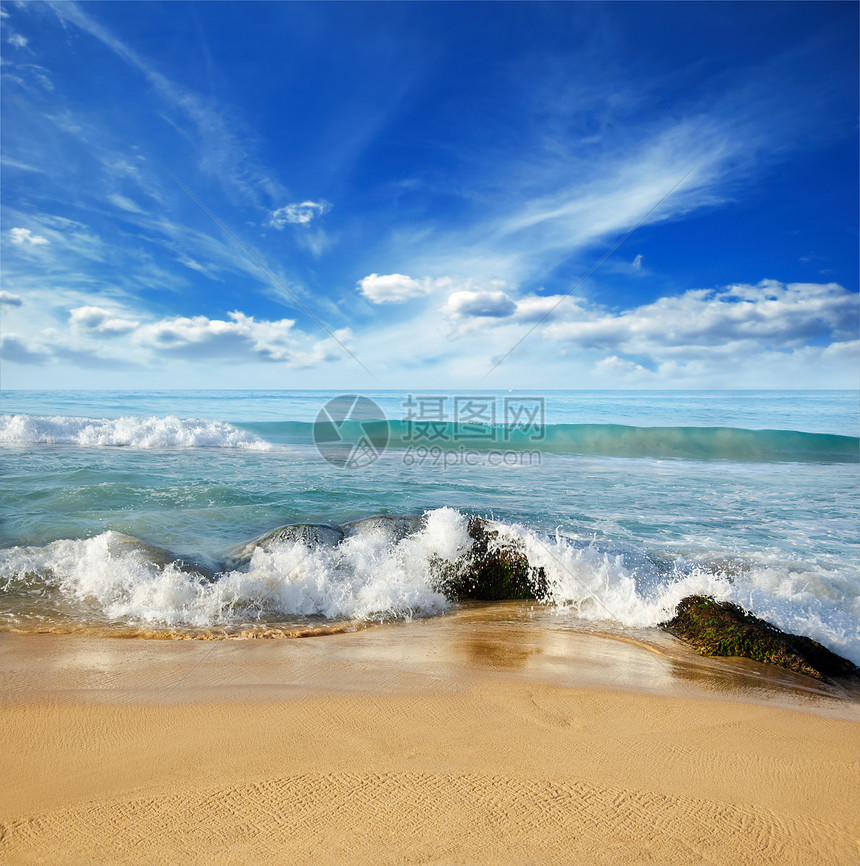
[1, 1, 857, 389]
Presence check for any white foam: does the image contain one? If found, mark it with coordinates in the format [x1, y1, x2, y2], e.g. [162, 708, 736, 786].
[0, 414, 273, 450]
[492, 520, 860, 664]
[0, 508, 469, 627]
[1, 508, 857, 663]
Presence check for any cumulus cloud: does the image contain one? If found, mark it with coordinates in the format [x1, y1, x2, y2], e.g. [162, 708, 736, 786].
[9, 227, 49, 246]
[270, 200, 331, 228]
[0, 291, 23, 307]
[593, 355, 651, 379]
[509, 293, 583, 323]
[135, 310, 299, 361]
[442, 290, 517, 319]
[69, 306, 139, 336]
[358, 273, 438, 304]
[0, 335, 49, 365]
[282, 328, 355, 367]
[438, 287, 582, 325]
[3, 290, 355, 371]
[544, 280, 859, 360]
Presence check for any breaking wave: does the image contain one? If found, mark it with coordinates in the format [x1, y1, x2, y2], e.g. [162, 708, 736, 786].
[4, 413, 857, 462]
[0, 414, 273, 450]
[1, 508, 857, 663]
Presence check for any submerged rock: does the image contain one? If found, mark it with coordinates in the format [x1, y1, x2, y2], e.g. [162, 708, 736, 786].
[341, 515, 425, 543]
[662, 595, 858, 681]
[437, 518, 546, 602]
[224, 522, 345, 568]
[109, 532, 215, 580]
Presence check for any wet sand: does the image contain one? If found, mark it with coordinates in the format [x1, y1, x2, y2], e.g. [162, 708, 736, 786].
[1, 604, 858, 864]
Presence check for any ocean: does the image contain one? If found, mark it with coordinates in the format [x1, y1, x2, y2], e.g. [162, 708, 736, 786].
[1, 390, 858, 664]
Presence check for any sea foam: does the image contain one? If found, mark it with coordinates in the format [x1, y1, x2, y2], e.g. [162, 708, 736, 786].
[1, 507, 857, 663]
[0, 508, 469, 629]
[497, 520, 860, 664]
[0, 414, 273, 450]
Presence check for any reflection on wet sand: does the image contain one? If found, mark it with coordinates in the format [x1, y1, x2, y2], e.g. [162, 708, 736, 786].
[459, 638, 542, 670]
[0, 600, 856, 715]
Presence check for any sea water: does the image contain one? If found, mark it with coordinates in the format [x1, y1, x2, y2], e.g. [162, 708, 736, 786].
[0, 390, 858, 663]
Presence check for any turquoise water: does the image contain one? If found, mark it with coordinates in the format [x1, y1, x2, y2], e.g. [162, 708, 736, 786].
[2, 389, 858, 432]
[1, 390, 858, 662]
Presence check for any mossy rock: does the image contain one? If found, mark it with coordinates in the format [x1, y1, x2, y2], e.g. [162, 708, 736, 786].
[436, 518, 546, 602]
[662, 595, 858, 681]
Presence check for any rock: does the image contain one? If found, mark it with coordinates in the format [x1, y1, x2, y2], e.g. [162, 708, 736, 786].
[109, 532, 215, 580]
[224, 523, 345, 568]
[341, 515, 425, 543]
[258, 523, 345, 548]
[662, 595, 858, 681]
[437, 517, 546, 602]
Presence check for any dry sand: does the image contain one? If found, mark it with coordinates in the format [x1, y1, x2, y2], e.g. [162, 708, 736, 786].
[1, 605, 858, 864]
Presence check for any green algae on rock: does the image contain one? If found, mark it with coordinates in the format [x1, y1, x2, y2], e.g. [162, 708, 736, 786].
[662, 595, 858, 681]
[436, 518, 546, 602]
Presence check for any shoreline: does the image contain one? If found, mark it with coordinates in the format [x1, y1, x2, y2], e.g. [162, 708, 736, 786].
[2, 612, 858, 863]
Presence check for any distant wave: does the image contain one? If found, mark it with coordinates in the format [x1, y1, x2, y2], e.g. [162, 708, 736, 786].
[0, 414, 274, 450]
[3, 414, 857, 462]
[243, 419, 860, 463]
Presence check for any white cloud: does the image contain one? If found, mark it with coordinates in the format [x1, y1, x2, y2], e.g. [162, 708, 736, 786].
[7, 33, 28, 49]
[358, 273, 438, 304]
[544, 280, 859, 361]
[0, 156, 46, 174]
[0, 291, 23, 307]
[286, 328, 355, 367]
[134, 310, 299, 361]
[442, 290, 517, 319]
[69, 306, 138, 335]
[382, 106, 778, 294]
[510, 293, 583, 323]
[294, 228, 332, 258]
[632, 254, 643, 271]
[9, 227, 49, 246]
[593, 355, 650, 380]
[270, 200, 331, 228]
[0, 335, 50, 365]
[107, 193, 146, 214]
[2, 296, 351, 371]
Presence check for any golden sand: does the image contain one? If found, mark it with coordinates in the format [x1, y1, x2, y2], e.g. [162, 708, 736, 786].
[1, 605, 858, 864]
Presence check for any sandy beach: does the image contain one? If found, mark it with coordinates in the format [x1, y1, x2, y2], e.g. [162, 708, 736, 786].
[1, 606, 857, 865]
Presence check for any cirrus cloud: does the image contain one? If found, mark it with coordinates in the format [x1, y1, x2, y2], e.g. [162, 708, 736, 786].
[9, 227, 49, 246]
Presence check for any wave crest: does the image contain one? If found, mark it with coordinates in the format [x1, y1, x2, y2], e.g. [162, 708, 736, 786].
[0, 414, 273, 450]
[1, 509, 857, 663]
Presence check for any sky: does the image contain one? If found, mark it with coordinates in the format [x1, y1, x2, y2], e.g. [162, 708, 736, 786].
[1, 1, 858, 390]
